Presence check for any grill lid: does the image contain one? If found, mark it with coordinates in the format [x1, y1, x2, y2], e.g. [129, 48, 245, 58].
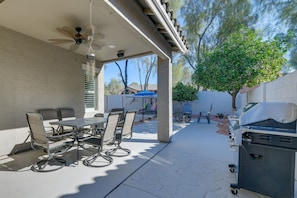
[240, 102, 297, 127]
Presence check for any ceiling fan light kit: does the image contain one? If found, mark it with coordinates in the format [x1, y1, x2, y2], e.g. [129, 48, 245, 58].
[84, 0, 97, 82]
[48, 0, 104, 54]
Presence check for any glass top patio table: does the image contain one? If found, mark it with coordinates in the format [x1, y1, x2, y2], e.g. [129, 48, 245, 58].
[50, 117, 107, 165]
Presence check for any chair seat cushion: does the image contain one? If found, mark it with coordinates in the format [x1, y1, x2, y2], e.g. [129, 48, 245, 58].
[48, 138, 74, 150]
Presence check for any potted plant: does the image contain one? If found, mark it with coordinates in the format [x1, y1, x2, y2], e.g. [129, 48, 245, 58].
[217, 113, 224, 119]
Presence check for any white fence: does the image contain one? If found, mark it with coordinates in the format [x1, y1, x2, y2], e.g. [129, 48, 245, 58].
[105, 71, 297, 117]
[105, 91, 247, 117]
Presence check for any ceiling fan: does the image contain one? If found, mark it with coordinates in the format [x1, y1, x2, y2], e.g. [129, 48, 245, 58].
[49, 26, 104, 51]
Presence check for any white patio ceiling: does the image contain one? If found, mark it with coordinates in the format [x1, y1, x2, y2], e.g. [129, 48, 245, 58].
[0, 0, 188, 63]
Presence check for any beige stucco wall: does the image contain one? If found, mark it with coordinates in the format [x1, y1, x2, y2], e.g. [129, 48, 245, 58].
[0, 26, 86, 130]
[247, 71, 297, 105]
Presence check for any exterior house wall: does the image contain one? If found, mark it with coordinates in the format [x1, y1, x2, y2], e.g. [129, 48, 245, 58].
[247, 71, 297, 105]
[0, 26, 88, 156]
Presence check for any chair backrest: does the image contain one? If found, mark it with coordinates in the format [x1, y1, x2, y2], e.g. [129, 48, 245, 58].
[183, 103, 192, 113]
[94, 113, 104, 118]
[37, 108, 59, 128]
[173, 103, 183, 113]
[121, 110, 137, 138]
[93, 113, 105, 129]
[58, 107, 76, 120]
[110, 108, 124, 122]
[102, 112, 120, 144]
[37, 108, 58, 120]
[209, 103, 213, 113]
[26, 113, 47, 147]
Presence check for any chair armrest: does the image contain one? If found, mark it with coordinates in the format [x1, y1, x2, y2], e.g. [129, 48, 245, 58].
[44, 126, 55, 135]
[46, 131, 75, 140]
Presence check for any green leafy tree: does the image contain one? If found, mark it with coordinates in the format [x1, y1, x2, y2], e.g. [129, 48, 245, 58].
[172, 82, 198, 102]
[168, 0, 183, 15]
[193, 27, 290, 111]
[104, 78, 124, 95]
[181, 0, 257, 71]
[172, 57, 193, 86]
[257, 0, 297, 71]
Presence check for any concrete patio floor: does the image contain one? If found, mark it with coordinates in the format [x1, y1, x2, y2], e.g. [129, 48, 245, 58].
[0, 120, 295, 198]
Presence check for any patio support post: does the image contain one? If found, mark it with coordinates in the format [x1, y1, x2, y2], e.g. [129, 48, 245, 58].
[96, 62, 104, 113]
[157, 56, 172, 143]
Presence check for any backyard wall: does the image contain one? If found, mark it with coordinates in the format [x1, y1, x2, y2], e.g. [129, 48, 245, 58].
[247, 71, 297, 104]
[105, 91, 247, 118]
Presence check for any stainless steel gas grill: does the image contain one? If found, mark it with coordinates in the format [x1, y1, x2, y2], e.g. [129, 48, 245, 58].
[229, 102, 297, 198]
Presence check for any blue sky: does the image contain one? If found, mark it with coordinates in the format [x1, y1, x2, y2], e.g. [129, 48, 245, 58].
[104, 60, 157, 85]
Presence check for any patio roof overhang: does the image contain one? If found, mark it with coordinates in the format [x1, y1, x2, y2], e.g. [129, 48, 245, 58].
[0, 0, 188, 63]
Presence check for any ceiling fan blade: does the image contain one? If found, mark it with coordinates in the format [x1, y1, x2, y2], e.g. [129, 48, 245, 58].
[48, 39, 74, 45]
[56, 27, 76, 38]
[84, 40, 104, 51]
[94, 33, 105, 40]
[69, 43, 80, 51]
[92, 42, 104, 50]
[80, 32, 90, 40]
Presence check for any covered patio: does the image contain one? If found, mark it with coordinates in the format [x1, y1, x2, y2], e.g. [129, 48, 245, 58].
[0, 0, 188, 154]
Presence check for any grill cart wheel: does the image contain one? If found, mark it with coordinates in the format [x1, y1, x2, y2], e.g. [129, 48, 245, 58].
[228, 164, 235, 173]
[231, 188, 238, 195]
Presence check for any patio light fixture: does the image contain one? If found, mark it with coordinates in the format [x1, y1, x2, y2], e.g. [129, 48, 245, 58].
[84, 0, 96, 82]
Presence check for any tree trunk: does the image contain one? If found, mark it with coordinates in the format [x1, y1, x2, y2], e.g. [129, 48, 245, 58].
[231, 90, 239, 113]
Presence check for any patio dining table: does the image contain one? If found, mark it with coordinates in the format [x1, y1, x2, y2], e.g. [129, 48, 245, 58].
[50, 117, 107, 164]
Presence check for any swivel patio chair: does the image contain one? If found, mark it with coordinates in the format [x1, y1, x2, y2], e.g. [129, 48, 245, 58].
[107, 110, 137, 157]
[58, 107, 90, 135]
[82, 112, 120, 167]
[197, 103, 213, 124]
[110, 108, 125, 128]
[26, 112, 74, 172]
[37, 108, 60, 135]
[57, 107, 76, 134]
[91, 113, 105, 135]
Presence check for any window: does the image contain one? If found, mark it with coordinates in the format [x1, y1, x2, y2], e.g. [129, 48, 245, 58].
[84, 72, 97, 112]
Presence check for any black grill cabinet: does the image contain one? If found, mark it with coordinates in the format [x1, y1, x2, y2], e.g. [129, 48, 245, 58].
[229, 102, 297, 198]
[231, 132, 296, 198]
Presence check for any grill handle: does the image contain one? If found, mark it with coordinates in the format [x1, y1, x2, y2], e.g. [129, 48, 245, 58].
[280, 137, 293, 144]
[249, 153, 263, 160]
[259, 135, 272, 142]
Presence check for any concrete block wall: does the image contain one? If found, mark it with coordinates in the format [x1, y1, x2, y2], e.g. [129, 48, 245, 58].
[247, 71, 297, 104]
[0, 26, 87, 156]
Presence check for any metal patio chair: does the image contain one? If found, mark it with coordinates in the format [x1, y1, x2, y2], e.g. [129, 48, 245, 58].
[82, 112, 120, 167]
[107, 110, 137, 157]
[37, 108, 60, 135]
[173, 103, 192, 123]
[197, 103, 213, 124]
[110, 108, 125, 128]
[26, 112, 74, 172]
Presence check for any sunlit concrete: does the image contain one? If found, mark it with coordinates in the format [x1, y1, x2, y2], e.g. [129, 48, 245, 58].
[1, 120, 295, 198]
